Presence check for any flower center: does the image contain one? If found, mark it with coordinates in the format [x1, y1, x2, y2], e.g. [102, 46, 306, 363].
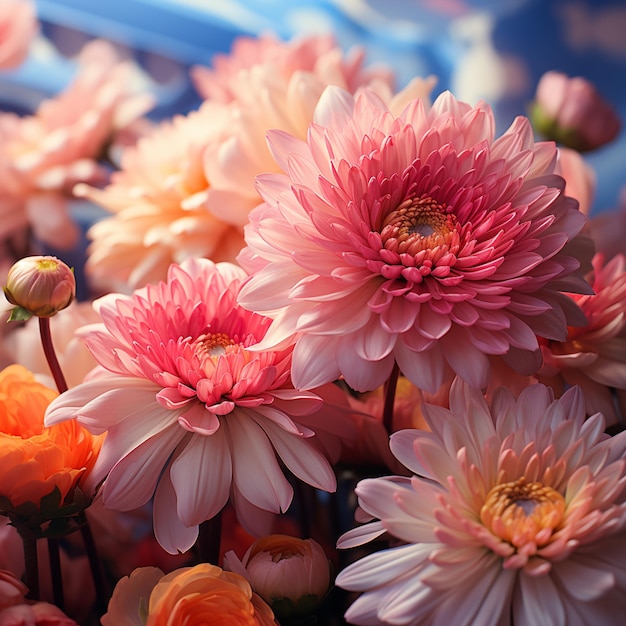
[196, 332, 235, 358]
[381, 196, 456, 255]
[480, 478, 565, 549]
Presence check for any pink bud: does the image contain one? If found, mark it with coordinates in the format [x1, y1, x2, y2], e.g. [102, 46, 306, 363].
[4, 256, 76, 318]
[224, 534, 331, 620]
[531, 71, 621, 151]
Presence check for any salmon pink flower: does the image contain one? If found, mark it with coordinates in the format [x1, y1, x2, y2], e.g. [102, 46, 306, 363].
[539, 252, 626, 426]
[0, 39, 154, 250]
[336, 379, 626, 625]
[238, 87, 592, 393]
[0, 0, 37, 70]
[44, 259, 337, 554]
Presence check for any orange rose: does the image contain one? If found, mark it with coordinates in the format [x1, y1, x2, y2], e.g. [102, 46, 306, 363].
[102, 564, 276, 626]
[0, 365, 102, 519]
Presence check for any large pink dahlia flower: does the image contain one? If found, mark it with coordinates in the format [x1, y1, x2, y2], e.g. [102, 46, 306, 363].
[44, 259, 336, 554]
[336, 379, 626, 625]
[237, 87, 592, 393]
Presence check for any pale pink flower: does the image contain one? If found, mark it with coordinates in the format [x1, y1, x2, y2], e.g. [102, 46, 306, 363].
[0, 0, 37, 70]
[336, 379, 626, 625]
[195, 34, 430, 231]
[80, 102, 244, 291]
[531, 70, 621, 152]
[0, 39, 154, 250]
[587, 185, 626, 262]
[538, 252, 626, 426]
[238, 87, 592, 394]
[44, 259, 337, 554]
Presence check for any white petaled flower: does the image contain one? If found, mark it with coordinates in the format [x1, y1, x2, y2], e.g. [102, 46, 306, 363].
[336, 379, 626, 625]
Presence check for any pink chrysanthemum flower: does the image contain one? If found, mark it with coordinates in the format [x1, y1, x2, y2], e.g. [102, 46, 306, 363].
[539, 252, 626, 426]
[44, 259, 336, 554]
[336, 379, 626, 625]
[237, 87, 592, 394]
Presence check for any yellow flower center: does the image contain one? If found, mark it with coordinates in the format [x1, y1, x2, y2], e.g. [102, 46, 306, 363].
[196, 332, 235, 358]
[35, 258, 61, 272]
[480, 477, 565, 549]
[381, 196, 456, 254]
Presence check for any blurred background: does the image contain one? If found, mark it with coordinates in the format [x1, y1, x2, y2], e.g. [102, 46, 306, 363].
[2, 0, 625, 215]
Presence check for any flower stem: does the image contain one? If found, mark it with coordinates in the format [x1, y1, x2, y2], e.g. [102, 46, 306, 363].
[38, 317, 68, 394]
[78, 511, 108, 615]
[47, 537, 64, 611]
[382, 362, 400, 435]
[198, 510, 223, 565]
[17, 525, 39, 600]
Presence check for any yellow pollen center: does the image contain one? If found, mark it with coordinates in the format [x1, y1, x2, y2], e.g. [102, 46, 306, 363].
[35, 258, 60, 272]
[381, 196, 456, 255]
[480, 478, 566, 549]
[196, 332, 234, 357]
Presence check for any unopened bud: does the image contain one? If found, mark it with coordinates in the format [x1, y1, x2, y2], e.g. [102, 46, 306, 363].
[4, 256, 75, 320]
[530, 71, 621, 152]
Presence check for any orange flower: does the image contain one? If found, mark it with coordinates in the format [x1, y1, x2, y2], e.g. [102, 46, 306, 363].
[0, 365, 101, 518]
[102, 564, 276, 626]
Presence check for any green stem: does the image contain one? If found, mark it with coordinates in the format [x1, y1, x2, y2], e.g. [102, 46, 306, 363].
[47, 537, 64, 611]
[382, 362, 400, 436]
[78, 511, 108, 615]
[17, 525, 39, 600]
[38, 317, 68, 394]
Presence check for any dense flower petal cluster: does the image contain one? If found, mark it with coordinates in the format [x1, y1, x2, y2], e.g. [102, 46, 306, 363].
[238, 87, 592, 393]
[336, 379, 626, 625]
[0, 365, 101, 515]
[44, 259, 337, 553]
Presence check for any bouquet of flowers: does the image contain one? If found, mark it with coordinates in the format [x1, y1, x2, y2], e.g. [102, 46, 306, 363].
[0, 1, 624, 624]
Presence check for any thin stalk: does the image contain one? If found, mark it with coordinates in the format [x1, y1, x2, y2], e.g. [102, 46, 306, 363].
[47, 537, 64, 611]
[382, 362, 400, 435]
[78, 511, 108, 615]
[18, 526, 39, 600]
[38, 317, 68, 394]
[198, 511, 223, 566]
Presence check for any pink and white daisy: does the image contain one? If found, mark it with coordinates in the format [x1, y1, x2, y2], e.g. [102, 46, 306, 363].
[237, 87, 592, 394]
[538, 252, 626, 426]
[336, 379, 626, 625]
[44, 259, 337, 554]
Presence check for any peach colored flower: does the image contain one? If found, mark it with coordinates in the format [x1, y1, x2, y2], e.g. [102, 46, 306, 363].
[238, 87, 592, 394]
[45, 259, 337, 554]
[538, 252, 626, 426]
[2, 300, 100, 389]
[0, 0, 37, 70]
[587, 185, 626, 263]
[336, 379, 626, 625]
[0, 39, 154, 250]
[80, 101, 244, 291]
[196, 33, 422, 230]
[224, 534, 331, 621]
[531, 71, 621, 152]
[0, 364, 102, 516]
[102, 564, 276, 626]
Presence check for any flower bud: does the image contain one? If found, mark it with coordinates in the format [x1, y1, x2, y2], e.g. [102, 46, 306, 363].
[224, 534, 331, 621]
[530, 71, 621, 152]
[4, 256, 75, 319]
